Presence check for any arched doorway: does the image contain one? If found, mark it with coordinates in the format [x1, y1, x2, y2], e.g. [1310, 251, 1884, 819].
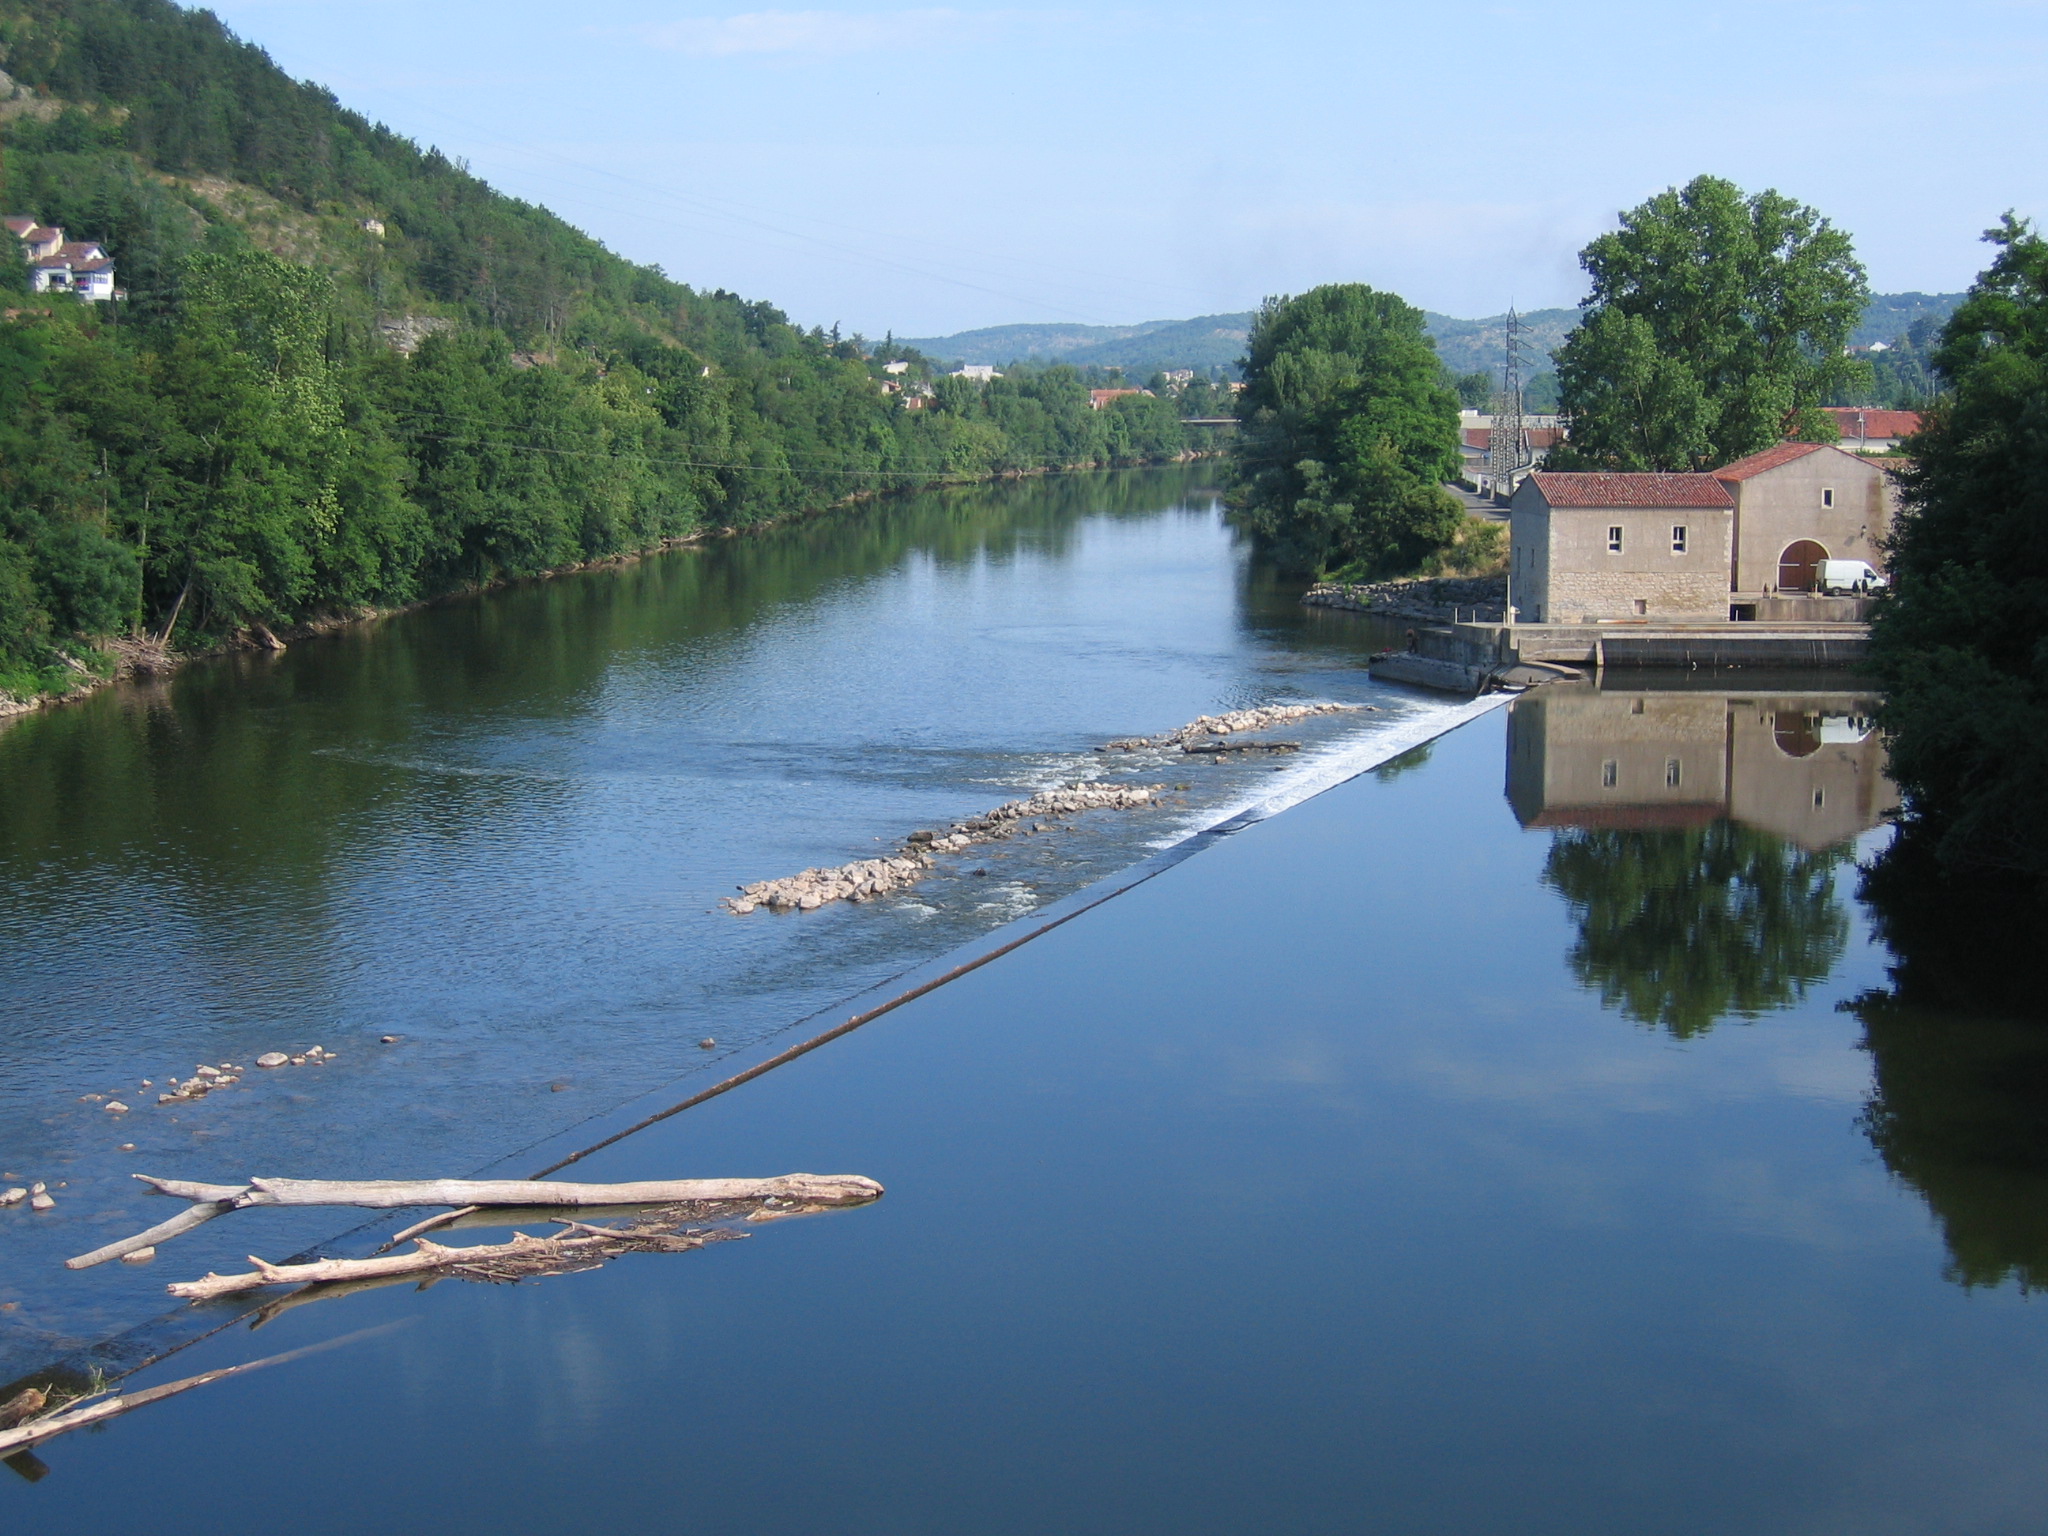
[1772, 712, 1822, 758]
[1778, 539, 1828, 592]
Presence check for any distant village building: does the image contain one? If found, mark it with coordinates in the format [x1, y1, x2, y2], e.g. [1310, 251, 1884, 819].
[1089, 388, 1152, 410]
[1509, 473, 1736, 623]
[4, 216, 117, 301]
[950, 365, 1002, 383]
[1459, 410, 1565, 494]
[1162, 369, 1195, 390]
[1819, 407, 1919, 455]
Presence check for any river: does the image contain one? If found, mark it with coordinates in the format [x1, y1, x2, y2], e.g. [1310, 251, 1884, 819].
[4, 467, 2045, 1531]
[0, 467, 1458, 1368]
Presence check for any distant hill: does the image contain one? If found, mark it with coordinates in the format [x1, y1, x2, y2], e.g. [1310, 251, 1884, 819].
[1852, 292, 1965, 348]
[1421, 309, 1578, 381]
[899, 313, 1254, 374]
[908, 295, 1968, 379]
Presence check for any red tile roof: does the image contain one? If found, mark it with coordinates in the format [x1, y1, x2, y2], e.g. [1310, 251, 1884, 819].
[1711, 442, 1827, 481]
[1822, 407, 1921, 440]
[1524, 472, 1733, 509]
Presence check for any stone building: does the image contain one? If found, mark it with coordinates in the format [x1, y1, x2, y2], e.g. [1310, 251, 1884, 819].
[1508, 473, 1735, 623]
[1711, 442, 1897, 598]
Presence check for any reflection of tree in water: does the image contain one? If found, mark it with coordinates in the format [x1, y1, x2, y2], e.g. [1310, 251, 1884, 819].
[1853, 830, 2048, 1289]
[1373, 742, 1434, 783]
[1542, 823, 1850, 1038]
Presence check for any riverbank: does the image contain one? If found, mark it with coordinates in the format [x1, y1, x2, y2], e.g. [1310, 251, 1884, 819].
[0, 459, 1231, 723]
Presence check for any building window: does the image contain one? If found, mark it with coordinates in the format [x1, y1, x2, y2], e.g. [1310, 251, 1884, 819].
[1813, 788, 1826, 809]
[1608, 526, 1623, 553]
[1601, 760, 1618, 789]
[1633, 599, 1648, 616]
[1822, 488, 1835, 508]
[1671, 525, 1688, 553]
[1666, 758, 1682, 788]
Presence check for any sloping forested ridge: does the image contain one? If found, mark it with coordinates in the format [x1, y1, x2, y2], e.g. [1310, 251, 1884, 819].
[0, 0, 1194, 701]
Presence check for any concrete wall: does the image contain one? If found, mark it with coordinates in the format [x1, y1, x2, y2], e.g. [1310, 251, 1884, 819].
[1509, 501, 1550, 623]
[1728, 451, 1896, 594]
[1524, 502, 1733, 622]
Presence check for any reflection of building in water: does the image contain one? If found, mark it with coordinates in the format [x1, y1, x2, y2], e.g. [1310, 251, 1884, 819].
[1507, 685, 1899, 849]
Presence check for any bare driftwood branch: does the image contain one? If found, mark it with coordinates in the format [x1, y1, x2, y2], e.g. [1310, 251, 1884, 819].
[0, 1324, 402, 1456]
[70, 1173, 881, 1269]
[168, 1223, 743, 1301]
[66, 1196, 247, 1270]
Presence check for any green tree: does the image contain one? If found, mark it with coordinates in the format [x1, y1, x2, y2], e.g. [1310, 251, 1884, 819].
[1871, 215, 2048, 884]
[1542, 822, 1851, 1038]
[1552, 176, 1869, 470]
[1232, 284, 1462, 576]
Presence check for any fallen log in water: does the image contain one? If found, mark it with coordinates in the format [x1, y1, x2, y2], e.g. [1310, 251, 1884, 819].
[168, 1221, 743, 1301]
[68, 1173, 882, 1269]
[0, 1324, 400, 1457]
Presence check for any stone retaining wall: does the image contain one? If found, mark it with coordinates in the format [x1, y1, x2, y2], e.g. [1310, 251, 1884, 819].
[1304, 576, 1509, 624]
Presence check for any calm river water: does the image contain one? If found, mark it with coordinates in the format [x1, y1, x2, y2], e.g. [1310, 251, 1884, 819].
[3, 467, 2044, 1532]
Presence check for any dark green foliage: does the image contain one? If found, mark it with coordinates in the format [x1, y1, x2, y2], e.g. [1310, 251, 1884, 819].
[1870, 215, 2048, 884]
[1231, 284, 1462, 577]
[1449, 370, 1490, 409]
[1551, 176, 1870, 472]
[1541, 823, 1851, 1038]
[1851, 829, 2048, 1290]
[0, 0, 1191, 690]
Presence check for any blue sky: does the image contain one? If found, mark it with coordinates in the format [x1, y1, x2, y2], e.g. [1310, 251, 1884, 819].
[206, 0, 2045, 336]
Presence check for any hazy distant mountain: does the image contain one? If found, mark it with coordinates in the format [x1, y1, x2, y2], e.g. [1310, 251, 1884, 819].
[904, 295, 1966, 377]
[899, 314, 1255, 373]
[1852, 292, 1965, 348]
[1421, 310, 1578, 379]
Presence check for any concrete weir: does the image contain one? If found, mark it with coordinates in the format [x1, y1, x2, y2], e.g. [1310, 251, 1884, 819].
[1371, 619, 1870, 694]
[1498, 620, 1870, 670]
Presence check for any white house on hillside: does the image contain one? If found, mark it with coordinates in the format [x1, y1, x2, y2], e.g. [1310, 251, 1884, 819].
[5, 215, 118, 301]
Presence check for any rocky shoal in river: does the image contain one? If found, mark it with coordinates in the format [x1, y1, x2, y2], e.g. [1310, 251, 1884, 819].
[1097, 702, 1368, 752]
[727, 702, 1376, 917]
[725, 782, 1167, 916]
[1304, 576, 1508, 624]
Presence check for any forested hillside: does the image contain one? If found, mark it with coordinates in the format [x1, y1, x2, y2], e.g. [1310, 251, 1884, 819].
[0, 0, 1191, 701]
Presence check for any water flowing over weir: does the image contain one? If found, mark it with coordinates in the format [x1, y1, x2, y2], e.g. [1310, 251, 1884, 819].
[0, 468, 1476, 1375]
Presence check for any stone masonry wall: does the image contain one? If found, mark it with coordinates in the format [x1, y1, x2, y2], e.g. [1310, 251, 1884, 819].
[1545, 569, 1730, 622]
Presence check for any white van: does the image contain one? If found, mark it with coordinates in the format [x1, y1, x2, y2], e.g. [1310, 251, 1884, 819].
[1817, 559, 1887, 595]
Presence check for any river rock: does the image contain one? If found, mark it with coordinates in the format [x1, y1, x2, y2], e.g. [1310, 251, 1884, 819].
[1096, 702, 1362, 753]
[257, 1053, 289, 1068]
[724, 781, 1163, 916]
[104, 1101, 128, 1114]
[0, 1188, 24, 1207]
[30, 1192, 53, 1211]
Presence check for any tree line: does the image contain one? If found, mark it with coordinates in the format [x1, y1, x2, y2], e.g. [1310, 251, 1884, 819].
[0, 0, 1193, 697]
